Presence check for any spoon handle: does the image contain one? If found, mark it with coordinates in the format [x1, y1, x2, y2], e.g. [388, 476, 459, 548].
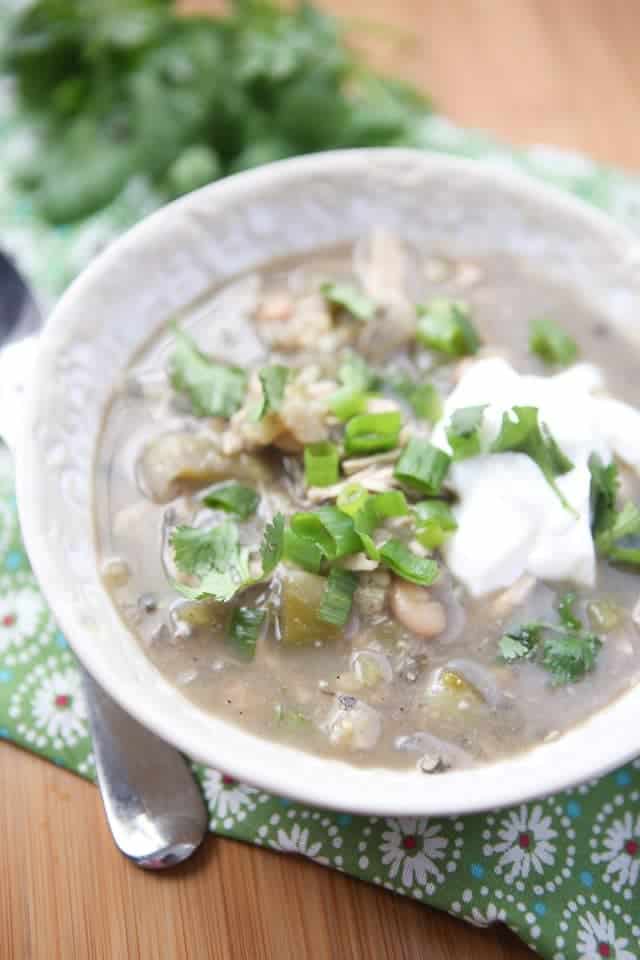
[81, 666, 209, 869]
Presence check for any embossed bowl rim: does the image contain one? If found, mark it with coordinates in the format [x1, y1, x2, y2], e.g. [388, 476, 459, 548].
[15, 149, 640, 814]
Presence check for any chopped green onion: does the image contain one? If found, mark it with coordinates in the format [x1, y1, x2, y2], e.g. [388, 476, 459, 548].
[379, 539, 439, 585]
[227, 607, 265, 661]
[530, 318, 578, 366]
[250, 364, 291, 421]
[170, 325, 246, 418]
[329, 352, 379, 420]
[371, 490, 409, 520]
[318, 568, 358, 626]
[337, 482, 370, 517]
[283, 528, 324, 574]
[290, 507, 361, 560]
[344, 411, 402, 455]
[328, 387, 368, 421]
[320, 282, 376, 321]
[446, 405, 486, 461]
[405, 382, 442, 422]
[413, 500, 458, 549]
[416, 299, 480, 357]
[203, 482, 259, 519]
[304, 442, 340, 487]
[394, 437, 451, 495]
[385, 372, 442, 422]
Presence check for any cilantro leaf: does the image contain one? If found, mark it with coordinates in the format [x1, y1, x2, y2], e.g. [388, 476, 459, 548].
[171, 513, 284, 602]
[498, 603, 602, 685]
[498, 625, 542, 662]
[491, 406, 574, 509]
[589, 453, 619, 536]
[557, 592, 582, 630]
[203, 482, 259, 519]
[260, 513, 285, 576]
[530, 317, 578, 366]
[250, 364, 291, 422]
[541, 627, 601, 686]
[589, 455, 640, 567]
[170, 326, 246, 418]
[446, 405, 486, 461]
[320, 282, 376, 321]
[171, 521, 241, 579]
[171, 520, 251, 602]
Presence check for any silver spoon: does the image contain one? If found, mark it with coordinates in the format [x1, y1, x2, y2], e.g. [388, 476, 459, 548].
[0, 250, 209, 868]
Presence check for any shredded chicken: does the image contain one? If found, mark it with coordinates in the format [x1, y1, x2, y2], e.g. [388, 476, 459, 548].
[307, 466, 397, 502]
[255, 291, 338, 353]
[342, 449, 402, 475]
[223, 368, 336, 455]
[491, 574, 537, 618]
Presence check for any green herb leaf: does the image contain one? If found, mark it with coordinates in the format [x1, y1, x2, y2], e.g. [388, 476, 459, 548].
[170, 326, 246, 418]
[542, 627, 602, 686]
[589, 453, 619, 536]
[304, 442, 340, 487]
[413, 500, 458, 549]
[171, 520, 251, 602]
[530, 317, 578, 366]
[589, 455, 640, 567]
[386, 373, 442, 422]
[260, 513, 285, 577]
[491, 406, 574, 508]
[557, 592, 582, 630]
[498, 616, 601, 685]
[498, 625, 542, 662]
[171, 521, 242, 579]
[394, 437, 451, 495]
[446, 405, 486, 461]
[251, 364, 291, 421]
[171, 513, 283, 602]
[290, 507, 361, 560]
[318, 568, 358, 626]
[228, 607, 265, 661]
[379, 539, 440, 585]
[203, 482, 259, 519]
[416, 299, 481, 357]
[320, 282, 376, 321]
[344, 411, 402, 455]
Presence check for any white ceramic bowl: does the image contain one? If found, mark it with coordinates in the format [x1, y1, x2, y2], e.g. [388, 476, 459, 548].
[8, 149, 640, 815]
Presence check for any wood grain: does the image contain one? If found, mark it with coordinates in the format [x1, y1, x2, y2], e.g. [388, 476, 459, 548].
[2, 2, 638, 957]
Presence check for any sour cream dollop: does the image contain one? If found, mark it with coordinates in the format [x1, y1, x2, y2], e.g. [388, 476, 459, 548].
[431, 357, 640, 596]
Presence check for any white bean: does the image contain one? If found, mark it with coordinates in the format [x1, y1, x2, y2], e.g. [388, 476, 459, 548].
[391, 579, 446, 638]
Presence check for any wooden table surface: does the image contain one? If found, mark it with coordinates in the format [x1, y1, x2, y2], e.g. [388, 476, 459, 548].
[2, 2, 640, 958]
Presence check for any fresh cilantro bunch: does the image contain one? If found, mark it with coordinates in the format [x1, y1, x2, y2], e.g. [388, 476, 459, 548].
[3, 0, 429, 223]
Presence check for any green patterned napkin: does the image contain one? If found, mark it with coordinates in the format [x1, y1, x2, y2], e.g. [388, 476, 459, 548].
[1, 21, 640, 960]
